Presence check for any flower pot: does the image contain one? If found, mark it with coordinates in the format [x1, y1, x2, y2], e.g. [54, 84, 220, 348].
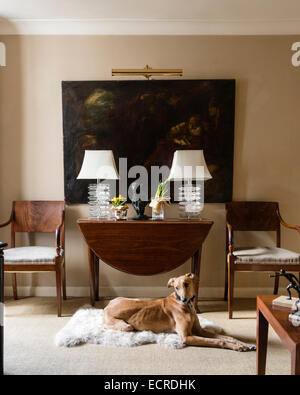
[112, 207, 128, 220]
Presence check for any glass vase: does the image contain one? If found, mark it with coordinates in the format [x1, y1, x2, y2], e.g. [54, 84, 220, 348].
[152, 205, 165, 220]
[151, 197, 169, 220]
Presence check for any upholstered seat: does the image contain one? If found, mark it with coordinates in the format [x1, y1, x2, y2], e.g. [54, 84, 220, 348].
[4, 246, 64, 265]
[233, 247, 300, 264]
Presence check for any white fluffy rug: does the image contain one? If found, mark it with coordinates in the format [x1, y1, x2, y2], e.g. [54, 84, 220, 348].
[55, 307, 223, 349]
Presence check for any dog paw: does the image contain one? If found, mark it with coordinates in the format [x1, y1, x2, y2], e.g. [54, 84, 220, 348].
[120, 323, 134, 332]
[247, 344, 256, 351]
[237, 343, 256, 352]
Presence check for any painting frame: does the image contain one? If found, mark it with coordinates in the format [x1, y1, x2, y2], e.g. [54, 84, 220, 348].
[62, 79, 235, 204]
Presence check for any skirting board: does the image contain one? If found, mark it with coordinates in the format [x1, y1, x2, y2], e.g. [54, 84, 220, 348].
[4, 285, 288, 299]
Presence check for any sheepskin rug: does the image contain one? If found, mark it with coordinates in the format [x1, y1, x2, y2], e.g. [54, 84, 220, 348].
[55, 307, 223, 349]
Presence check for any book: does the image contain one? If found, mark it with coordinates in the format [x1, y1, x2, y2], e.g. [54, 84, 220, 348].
[272, 295, 299, 310]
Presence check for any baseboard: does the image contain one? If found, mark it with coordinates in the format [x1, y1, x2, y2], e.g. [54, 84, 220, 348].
[4, 285, 288, 299]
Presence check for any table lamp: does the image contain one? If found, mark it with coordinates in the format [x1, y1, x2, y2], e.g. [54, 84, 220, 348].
[77, 150, 119, 218]
[168, 150, 212, 219]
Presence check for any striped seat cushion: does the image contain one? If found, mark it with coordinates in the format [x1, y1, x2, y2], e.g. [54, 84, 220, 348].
[233, 247, 300, 264]
[4, 246, 62, 265]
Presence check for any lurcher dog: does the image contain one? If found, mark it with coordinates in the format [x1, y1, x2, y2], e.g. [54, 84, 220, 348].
[103, 273, 255, 351]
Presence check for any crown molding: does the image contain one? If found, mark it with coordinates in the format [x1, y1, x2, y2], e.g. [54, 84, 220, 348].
[0, 17, 300, 35]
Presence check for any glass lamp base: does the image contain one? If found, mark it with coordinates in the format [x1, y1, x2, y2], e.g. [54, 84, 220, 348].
[178, 184, 204, 219]
[88, 183, 110, 219]
[178, 202, 204, 219]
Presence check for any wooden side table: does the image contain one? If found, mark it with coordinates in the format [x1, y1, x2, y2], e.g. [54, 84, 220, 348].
[257, 295, 300, 375]
[77, 218, 213, 312]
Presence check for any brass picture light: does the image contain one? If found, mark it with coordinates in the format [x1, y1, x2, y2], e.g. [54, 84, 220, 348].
[112, 64, 183, 79]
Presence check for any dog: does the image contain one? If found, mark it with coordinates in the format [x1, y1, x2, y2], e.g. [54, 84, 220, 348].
[103, 273, 255, 351]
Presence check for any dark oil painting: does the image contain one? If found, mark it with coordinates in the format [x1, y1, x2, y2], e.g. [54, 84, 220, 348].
[62, 80, 235, 204]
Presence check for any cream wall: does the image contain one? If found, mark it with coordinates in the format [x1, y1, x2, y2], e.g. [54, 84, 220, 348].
[0, 35, 300, 298]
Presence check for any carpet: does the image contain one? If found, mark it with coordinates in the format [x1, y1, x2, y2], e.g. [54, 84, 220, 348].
[55, 306, 223, 349]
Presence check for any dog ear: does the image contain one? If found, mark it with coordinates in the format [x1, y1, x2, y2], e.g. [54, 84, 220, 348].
[167, 277, 176, 288]
[185, 273, 198, 283]
[185, 273, 195, 279]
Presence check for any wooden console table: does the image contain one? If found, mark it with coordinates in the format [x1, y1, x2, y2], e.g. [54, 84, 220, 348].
[77, 218, 213, 311]
[257, 295, 300, 375]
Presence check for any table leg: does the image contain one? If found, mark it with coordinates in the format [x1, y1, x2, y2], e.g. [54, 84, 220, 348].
[94, 255, 99, 301]
[291, 345, 300, 375]
[256, 309, 269, 375]
[88, 248, 96, 306]
[191, 247, 202, 313]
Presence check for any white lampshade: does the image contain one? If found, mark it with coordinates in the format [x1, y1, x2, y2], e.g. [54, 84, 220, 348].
[168, 150, 212, 181]
[77, 150, 119, 180]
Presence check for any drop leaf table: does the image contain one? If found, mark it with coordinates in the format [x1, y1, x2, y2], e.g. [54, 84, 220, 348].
[77, 218, 213, 312]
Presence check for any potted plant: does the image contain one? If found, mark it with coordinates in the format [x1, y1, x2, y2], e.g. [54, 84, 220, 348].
[149, 180, 169, 220]
[111, 195, 128, 220]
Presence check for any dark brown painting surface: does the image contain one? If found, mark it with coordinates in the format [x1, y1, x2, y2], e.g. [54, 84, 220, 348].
[62, 80, 235, 204]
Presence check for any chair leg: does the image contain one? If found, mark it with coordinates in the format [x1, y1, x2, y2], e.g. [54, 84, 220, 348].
[228, 260, 234, 319]
[12, 273, 18, 300]
[62, 262, 67, 301]
[56, 266, 62, 317]
[273, 272, 279, 295]
[224, 256, 228, 301]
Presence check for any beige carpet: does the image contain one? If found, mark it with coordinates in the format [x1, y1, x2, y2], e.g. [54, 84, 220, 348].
[3, 297, 290, 375]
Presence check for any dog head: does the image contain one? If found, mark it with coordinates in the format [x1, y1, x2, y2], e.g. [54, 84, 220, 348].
[167, 273, 197, 305]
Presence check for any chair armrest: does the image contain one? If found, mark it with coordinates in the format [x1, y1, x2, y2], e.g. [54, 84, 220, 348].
[0, 216, 11, 228]
[277, 209, 300, 235]
[55, 209, 65, 255]
[226, 222, 234, 254]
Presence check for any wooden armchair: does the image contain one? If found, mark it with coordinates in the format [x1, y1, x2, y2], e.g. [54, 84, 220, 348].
[225, 201, 300, 319]
[0, 201, 66, 317]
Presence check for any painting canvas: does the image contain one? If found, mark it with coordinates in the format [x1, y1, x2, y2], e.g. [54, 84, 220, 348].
[62, 80, 235, 204]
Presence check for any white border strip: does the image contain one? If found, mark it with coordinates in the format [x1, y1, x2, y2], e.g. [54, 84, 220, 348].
[0, 18, 300, 35]
[0, 302, 3, 326]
